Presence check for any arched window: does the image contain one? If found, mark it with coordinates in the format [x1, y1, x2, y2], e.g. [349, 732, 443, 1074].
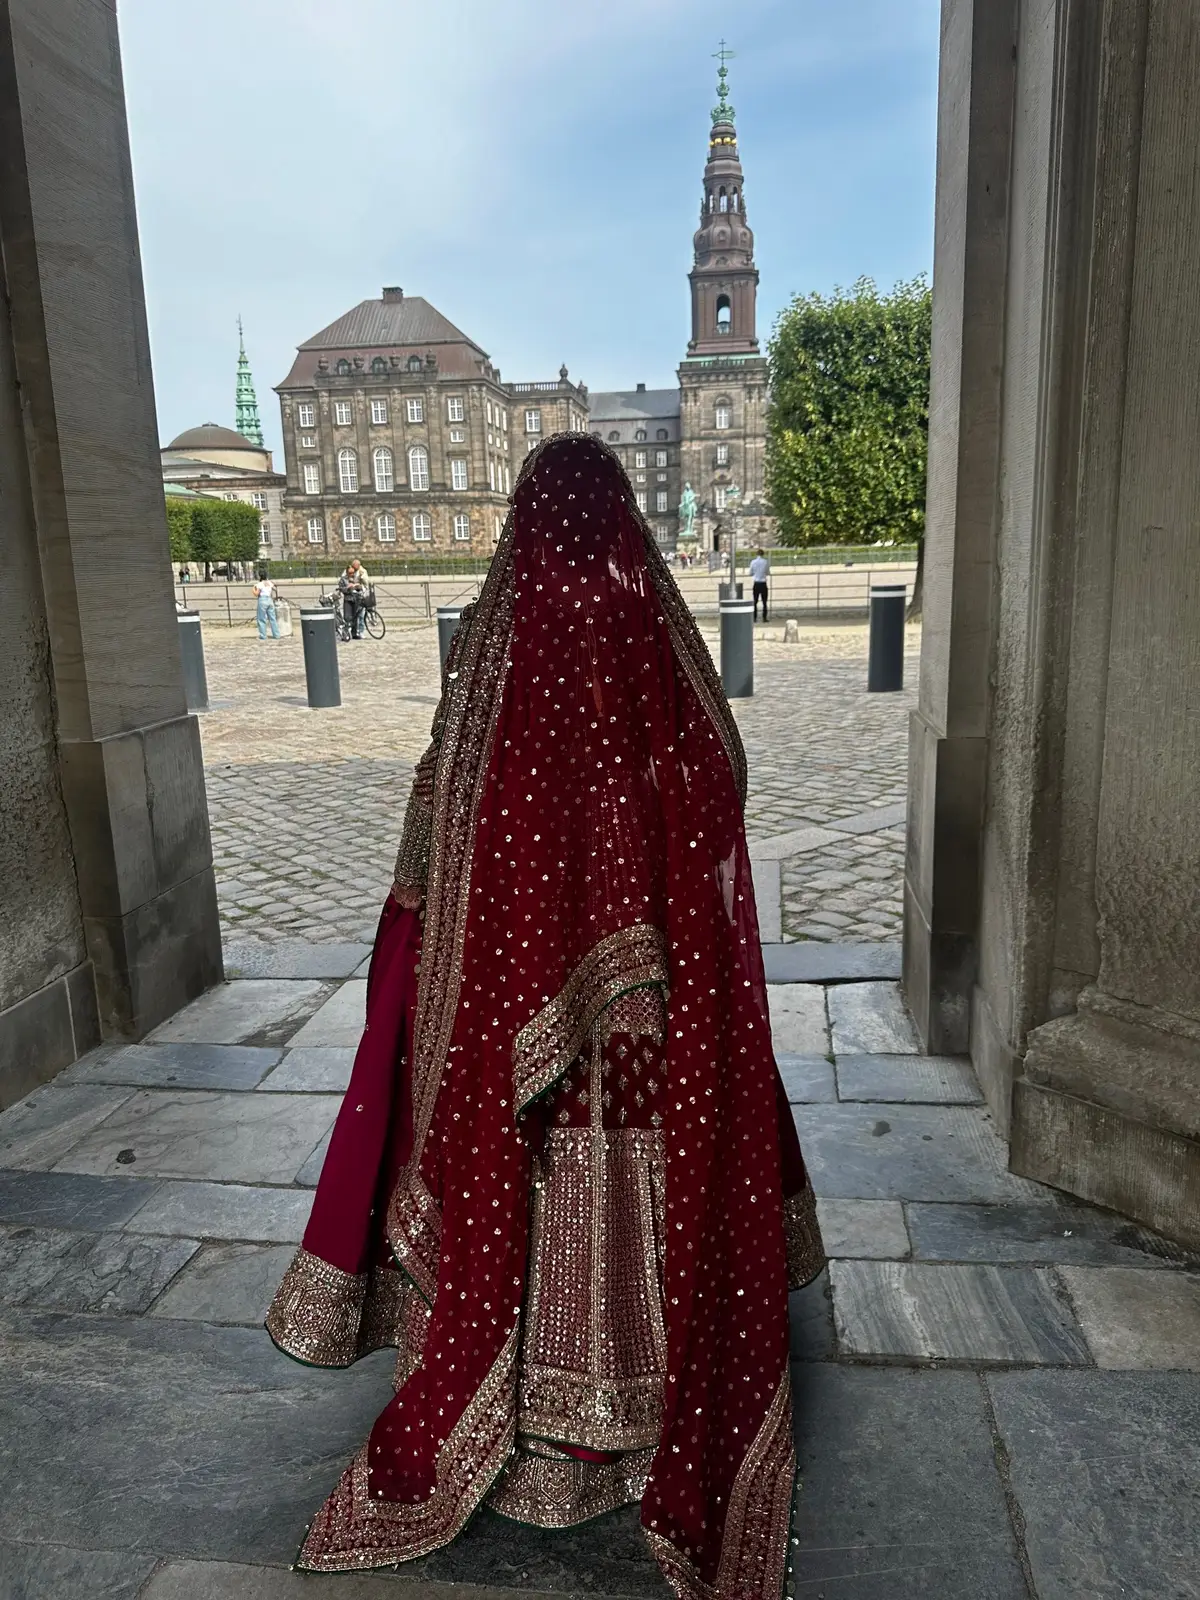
[338, 448, 358, 493]
[656, 428, 668, 441]
[453, 513, 470, 542]
[341, 514, 362, 543]
[731, 188, 739, 211]
[371, 356, 387, 375]
[335, 358, 351, 375]
[719, 187, 729, 212]
[408, 445, 429, 491]
[716, 294, 732, 335]
[715, 400, 732, 430]
[373, 446, 394, 492]
[708, 194, 715, 214]
[377, 513, 397, 543]
[607, 430, 620, 442]
[635, 428, 647, 441]
[407, 354, 423, 371]
[412, 512, 431, 542]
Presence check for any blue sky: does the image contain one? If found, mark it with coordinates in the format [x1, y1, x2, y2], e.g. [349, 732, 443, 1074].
[120, 0, 940, 458]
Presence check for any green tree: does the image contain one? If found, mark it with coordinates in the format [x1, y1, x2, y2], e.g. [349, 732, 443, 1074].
[190, 498, 261, 569]
[165, 496, 194, 563]
[766, 276, 932, 550]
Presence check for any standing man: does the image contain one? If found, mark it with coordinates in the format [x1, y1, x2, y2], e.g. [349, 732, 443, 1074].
[339, 558, 371, 639]
[749, 547, 771, 622]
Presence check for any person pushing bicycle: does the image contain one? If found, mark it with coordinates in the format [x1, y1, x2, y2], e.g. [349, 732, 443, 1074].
[338, 558, 371, 640]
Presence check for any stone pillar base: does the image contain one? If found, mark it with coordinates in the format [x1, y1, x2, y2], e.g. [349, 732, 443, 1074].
[1012, 1003, 1200, 1250]
[0, 962, 101, 1111]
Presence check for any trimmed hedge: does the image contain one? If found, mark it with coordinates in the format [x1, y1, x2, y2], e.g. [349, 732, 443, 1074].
[167, 496, 260, 564]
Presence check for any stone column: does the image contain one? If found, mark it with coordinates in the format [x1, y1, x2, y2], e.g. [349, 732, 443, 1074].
[1013, 1, 1200, 1246]
[0, 0, 222, 1041]
[903, 0, 1018, 1055]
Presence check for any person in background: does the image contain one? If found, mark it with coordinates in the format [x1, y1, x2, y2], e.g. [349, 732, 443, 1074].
[253, 570, 279, 640]
[339, 558, 371, 639]
[749, 546, 771, 622]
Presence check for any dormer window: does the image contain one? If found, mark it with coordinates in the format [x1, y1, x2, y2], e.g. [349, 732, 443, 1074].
[335, 359, 351, 376]
[407, 355, 423, 371]
[635, 429, 647, 442]
[371, 356, 387, 375]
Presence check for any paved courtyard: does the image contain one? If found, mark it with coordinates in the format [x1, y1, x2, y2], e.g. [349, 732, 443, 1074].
[200, 620, 918, 957]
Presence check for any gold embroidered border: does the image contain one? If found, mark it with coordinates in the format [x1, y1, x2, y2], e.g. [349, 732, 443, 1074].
[486, 1442, 654, 1528]
[392, 793, 433, 904]
[645, 1367, 795, 1600]
[295, 1323, 520, 1572]
[512, 925, 669, 1112]
[520, 1367, 665, 1453]
[265, 1248, 412, 1368]
[784, 1184, 826, 1291]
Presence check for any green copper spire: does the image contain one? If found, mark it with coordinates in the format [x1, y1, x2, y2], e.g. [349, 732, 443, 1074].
[235, 316, 264, 447]
[712, 40, 735, 124]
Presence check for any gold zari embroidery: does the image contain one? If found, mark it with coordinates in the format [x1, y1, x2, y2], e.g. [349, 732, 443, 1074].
[512, 925, 669, 1112]
[783, 1184, 826, 1290]
[265, 1248, 413, 1368]
[486, 1441, 654, 1528]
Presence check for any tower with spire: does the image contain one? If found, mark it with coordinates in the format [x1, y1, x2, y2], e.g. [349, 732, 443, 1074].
[677, 44, 772, 549]
[235, 317, 265, 447]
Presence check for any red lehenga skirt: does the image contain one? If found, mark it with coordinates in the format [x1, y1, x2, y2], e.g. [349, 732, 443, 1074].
[267, 897, 824, 1540]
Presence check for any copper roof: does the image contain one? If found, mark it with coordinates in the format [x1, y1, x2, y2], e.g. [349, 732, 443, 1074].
[166, 423, 260, 451]
[299, 294, 486, 355]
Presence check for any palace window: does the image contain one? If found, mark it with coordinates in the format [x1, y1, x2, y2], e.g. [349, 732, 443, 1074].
[407, 355, 423, 371]
[251, 492, 268, 510]
[448, 396, 465, 422]
[303, 462, 321, 494]
[408, 445, 429, 490]
[607, 430, 620, 442]
[657, 428, 668, 440]
[373, 447, 394, 492]
[715, 403, 732, 430]
[334, 400, 352, 425]
[657, 472, 667, 482]
[341, 514, 362, 543]
[505, 463, 511, 492]
[371, 356, 387, 375]
[486, 402, 493, 424]
[636, 491, 648, 513]
[412, 511, 431, 541]
[635, 451, 646, 468]
[525, 408, 541, 434]
[338, 448, 359, 493]
[298, 403, 315, 429]
[370, 398, 389, 425]
[636, 473, 646, 484]
[300, 434, 316, 450]
[488, 461, 495, 491]
[378, 513, 397, 542]
[406, 397, 424, 423]
[635, 429, 647, 442]
[451, 459, 468, 490]
[306, 516, 324, 543]
[223, 492, 239, 501]
[450, 428, 466, 443]
[454, 513, 470, 542]
[259, 521, 271, 546]
[500, 410, 507, 430]
[716, 442, 730, 465]
[655, 450, 668, 467]
[336, 359, 351, 376]
[714, 486, 727, 511]
[656, 491, 668, 513]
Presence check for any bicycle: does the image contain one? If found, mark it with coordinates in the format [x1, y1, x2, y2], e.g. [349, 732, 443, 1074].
[320, 587, 386, 641]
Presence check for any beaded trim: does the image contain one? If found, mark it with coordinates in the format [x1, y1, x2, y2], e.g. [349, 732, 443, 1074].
[645, 1368, 795, 1600]
[512, 925, 669, 1113]
[486, 1442, 654, 1528]
[783, 1184, 826, 1290]
[295, 1324, 520, 1571]
[265, 1248, 412, 1368]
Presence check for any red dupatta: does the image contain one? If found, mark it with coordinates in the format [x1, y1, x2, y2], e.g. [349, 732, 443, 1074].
[292, 434, 823, 1598]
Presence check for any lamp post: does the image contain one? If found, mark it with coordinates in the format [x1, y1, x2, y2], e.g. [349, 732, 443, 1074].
[721, 483, 742, 600]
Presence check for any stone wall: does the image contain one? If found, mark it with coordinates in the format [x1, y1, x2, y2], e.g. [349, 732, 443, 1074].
[909, 0, 1200, 1246]
[0, 0, 222, 1103]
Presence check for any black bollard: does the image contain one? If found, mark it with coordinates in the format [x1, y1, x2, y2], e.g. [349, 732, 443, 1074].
[437, 606, 464, 673]
[177, 610, 209, 712]
[867, 584, 906, 692]
[300, 606, 342, 708]
[720, 597, 754, 699]
[718, 580, 744, 601]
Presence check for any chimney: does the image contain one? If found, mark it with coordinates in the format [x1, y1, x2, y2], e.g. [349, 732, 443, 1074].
[636, 381, 646, 392]
[382, 286, 404, 301]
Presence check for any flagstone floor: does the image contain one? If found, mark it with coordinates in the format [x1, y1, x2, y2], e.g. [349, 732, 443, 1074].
[1, 960, 1198, 1599]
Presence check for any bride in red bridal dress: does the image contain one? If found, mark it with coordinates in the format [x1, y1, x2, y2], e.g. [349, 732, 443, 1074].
[266, 431, 824, 1600]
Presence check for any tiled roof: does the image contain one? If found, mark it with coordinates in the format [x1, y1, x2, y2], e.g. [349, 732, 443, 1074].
[299, 295, 485, 354]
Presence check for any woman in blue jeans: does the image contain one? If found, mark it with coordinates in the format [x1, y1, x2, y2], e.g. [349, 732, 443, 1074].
[254, 574, 279, 639]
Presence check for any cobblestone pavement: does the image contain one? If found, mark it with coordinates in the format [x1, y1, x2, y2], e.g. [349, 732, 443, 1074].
[200, 622, 919, 948]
